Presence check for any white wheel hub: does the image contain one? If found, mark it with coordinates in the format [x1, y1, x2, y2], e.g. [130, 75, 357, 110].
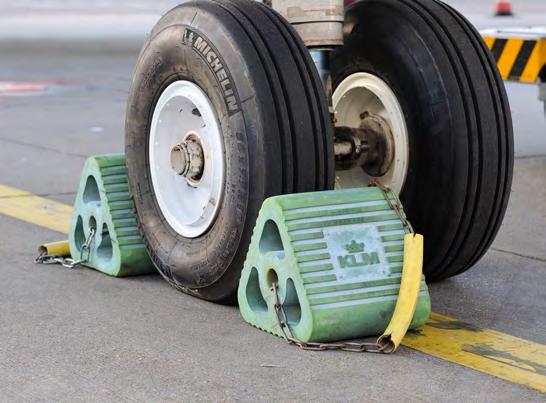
[333, 72, 409, 193]
[149, 80, 225, 238]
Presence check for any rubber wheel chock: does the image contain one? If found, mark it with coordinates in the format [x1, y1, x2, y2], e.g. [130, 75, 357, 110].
[68, 154, 155, 276]
[237, 187, 431, 343]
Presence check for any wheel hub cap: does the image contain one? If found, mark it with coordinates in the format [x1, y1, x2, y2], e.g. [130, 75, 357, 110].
[170, 133, 205, 183]
[149, 80, 225, 238]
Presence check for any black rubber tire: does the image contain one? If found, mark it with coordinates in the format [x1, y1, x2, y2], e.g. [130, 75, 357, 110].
[331, 0, 513, 281]
[125, 0, 334, 303]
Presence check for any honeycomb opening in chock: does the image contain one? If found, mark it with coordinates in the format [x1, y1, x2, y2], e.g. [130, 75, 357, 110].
[259, 220, 285, 259]
[97, 223, 113, 260]
[265, 269, 278, 290]
[282, 278, 302, 326]
[88, 215, 97, 231]
[83, 175, 100, 204]
[246, 267, 267, 313]
[74, 215, 85, 251]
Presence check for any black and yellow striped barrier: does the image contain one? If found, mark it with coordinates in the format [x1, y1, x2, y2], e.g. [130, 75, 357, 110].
[482, 28, 545, 84]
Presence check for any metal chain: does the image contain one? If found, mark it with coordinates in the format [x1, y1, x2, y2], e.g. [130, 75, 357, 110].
[272, 283, 386, 353]
[35, 228, 96, 269]
[369, 179, 414, 234]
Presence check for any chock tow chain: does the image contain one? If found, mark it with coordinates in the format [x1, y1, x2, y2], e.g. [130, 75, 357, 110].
[35, 228, 95, 268]
[272, 282, 386, 353]
[369, 179, 414, 234]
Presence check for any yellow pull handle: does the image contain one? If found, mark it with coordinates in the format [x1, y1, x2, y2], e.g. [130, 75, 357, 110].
[377, 233, 424, 353]
[38, 240, 71, 257]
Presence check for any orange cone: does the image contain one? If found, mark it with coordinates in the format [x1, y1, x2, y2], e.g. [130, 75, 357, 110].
[495, 1, 513, 16]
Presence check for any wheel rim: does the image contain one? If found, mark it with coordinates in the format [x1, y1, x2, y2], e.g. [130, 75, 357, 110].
[149, 80, 225, 238]
[333, 72, 409, 193]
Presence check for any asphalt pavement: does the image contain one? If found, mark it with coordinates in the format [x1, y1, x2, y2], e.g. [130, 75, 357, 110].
[0, 1, 545, 402]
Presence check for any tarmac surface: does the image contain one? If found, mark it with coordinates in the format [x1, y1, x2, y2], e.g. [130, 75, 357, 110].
[0, 1, 545, 402]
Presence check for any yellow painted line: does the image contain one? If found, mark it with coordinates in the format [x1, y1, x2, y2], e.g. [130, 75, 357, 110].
[0, 184, 72, 234]
[497, 39, 524, 80]
[403, 313, 546, 393]
[1, 184, 546, 393]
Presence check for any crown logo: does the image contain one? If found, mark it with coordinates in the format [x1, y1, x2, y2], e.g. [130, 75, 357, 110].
[344, 240, 365, 254]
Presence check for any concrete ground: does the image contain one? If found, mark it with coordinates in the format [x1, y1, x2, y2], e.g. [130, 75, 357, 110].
[0, 1, 545, 402]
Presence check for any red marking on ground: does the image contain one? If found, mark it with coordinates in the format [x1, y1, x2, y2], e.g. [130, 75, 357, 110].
[0, 81, 68, 95]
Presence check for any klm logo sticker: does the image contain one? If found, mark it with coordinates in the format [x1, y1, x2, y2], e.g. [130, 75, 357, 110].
[183, 28, 240, 114]
[337, 240, 380, 269]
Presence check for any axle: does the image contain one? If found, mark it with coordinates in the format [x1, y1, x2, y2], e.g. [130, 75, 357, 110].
[334, 113, 395, 177]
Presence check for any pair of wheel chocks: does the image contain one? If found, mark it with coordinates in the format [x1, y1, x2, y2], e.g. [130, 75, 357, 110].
[50, 154, 430, 349]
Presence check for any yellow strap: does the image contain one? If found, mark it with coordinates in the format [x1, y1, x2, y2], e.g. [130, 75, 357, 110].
[38, 240, 71, 257]
[377, 233, 424, 353]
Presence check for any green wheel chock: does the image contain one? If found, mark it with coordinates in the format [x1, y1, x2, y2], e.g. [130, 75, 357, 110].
[238, 187, 431, 343]
[68, 154, 154, 277]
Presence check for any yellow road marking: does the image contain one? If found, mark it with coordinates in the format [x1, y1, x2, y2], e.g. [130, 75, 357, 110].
[0, 184, 72, 234]
[1, 185, 545, 393]
[403, 313, 546, 393]
[497, 39, 524, 79]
